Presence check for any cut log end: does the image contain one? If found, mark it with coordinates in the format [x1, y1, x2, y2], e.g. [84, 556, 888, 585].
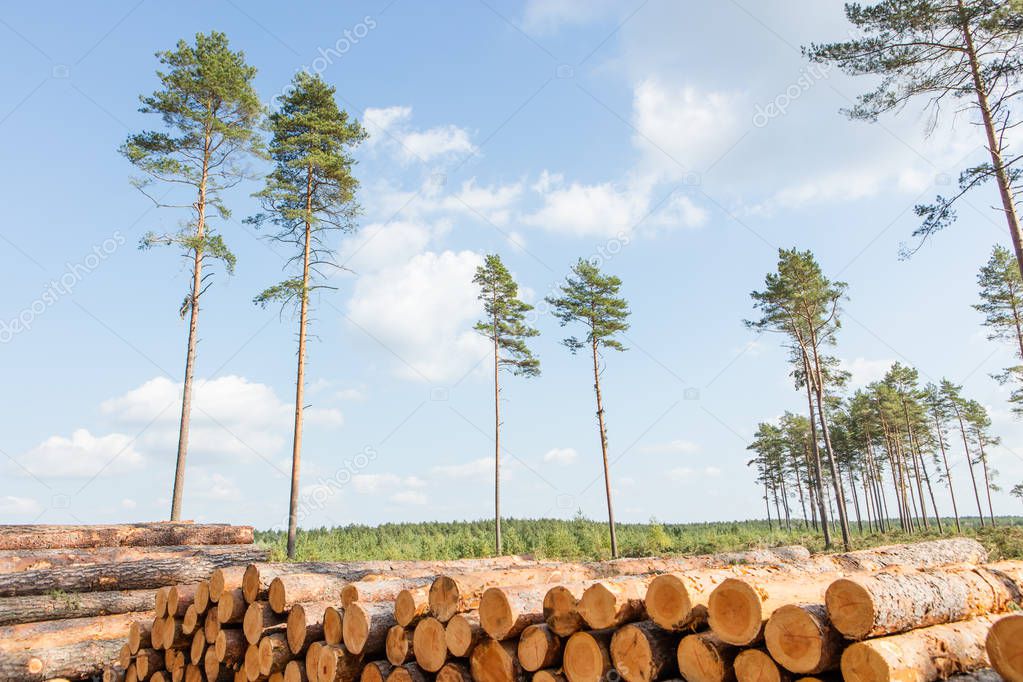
[387, 663, 428, 682]
[609, 624, 654, 682]
[676, 632, 737, 682]
[386, 625, 414, 666]
[269, 577, 287, 613]
[533, 670, 567, 682]
[242, 565, 261, 604]
[517, 624, 561, 672]
[430, 577, 461, 623]
[396, 588, 430, 628]
[764, 604, 842, 675]
[734, 649, 791, 682]
[445, 612, 481, 658]
[645, 575, 694, 631]
[708, 578, 762, 646]
[544, 585, 584, 637]
[284, 660, 307, 682]
[563, 630, 613, 682]
[436, 661, 472, 682]
[323, 606, 343, 646]
[840, 642, 894, 682]
[362, 660, 395, 682]
[317, 644, 361, 682]
[987, 614, 1023, 682]
[412, 616, 448, 672]
[577, 584, 618, 630]
[824, 579, 873, 641]
[470, 638, 521, 682]
[479, 588, 517, 640]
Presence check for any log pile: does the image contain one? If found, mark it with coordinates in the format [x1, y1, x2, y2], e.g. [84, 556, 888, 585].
[0, 521, 264, 681]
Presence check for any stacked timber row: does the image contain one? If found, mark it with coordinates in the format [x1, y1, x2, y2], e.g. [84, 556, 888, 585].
[0, 522, 264, 681]
[96, 537, 1023, 682]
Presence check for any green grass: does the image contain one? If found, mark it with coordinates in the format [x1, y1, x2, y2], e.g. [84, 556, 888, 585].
[256, 516, 1023, 562]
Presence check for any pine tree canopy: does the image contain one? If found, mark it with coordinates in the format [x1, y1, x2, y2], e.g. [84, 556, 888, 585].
[545, 258, 631, 354]
[473, 254, 540, 377]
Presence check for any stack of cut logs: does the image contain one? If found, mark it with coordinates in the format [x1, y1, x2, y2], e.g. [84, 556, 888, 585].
[0, 522, 265, 681]
[102, 537, 1023, 682]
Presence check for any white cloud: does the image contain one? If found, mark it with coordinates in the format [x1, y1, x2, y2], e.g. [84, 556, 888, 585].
[200, 472, 242, 501]
[704, 466, 722, 477]
[14, 429, 144, 478]
[336, 387, 367, 401]
[340, 219, 441, 272]
[432, 457, 495, 479]
[390, 490, 428, 506]
[0, 495, 42, 516]
[347, 250, 489, 382]
[642, 439, 701, 454]
[442, 179, 524, 226]
[840, 357, 894, 389]
[363, 106, 476, 163]
[543, 447, 579, 464]
[669, 466, 694, 480]
[352, 473, 426, 494]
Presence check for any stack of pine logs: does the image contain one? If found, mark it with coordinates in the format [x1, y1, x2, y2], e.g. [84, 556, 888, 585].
[0, 522, 264, 681]
[103, 537, 1023, 682]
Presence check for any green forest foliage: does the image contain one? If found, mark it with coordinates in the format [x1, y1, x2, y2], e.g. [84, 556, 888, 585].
[257, 515, 1023, 562]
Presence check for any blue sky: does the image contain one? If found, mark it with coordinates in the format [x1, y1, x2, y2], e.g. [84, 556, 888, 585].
[2, 0, 1022, 529]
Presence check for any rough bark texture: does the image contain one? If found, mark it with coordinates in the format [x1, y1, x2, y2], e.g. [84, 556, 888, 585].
[270, 574, 349, 613]
[260, 632, 293, 676]
[0, 637, 126, 681]
[0, 550, 266, 598]
[827, 561, 1023, 640]
[841, 615, 996, 682]
[445, 611, 482, 658]
[386, 625, 415, 666]
[344, 600, 396, 655]
[210, 567, 247, 604]
[0, 610, 153, 650]
[764, 603, 844, 674]
[343, 577, 433, 608]
[362, 660, 395, 682]
[288, 601, 331, 655]
[516, 624, 562, 672]
[317, 643, 363, 682]
[430, 567, 596, 622]
[0, 523, 255, 550]
[470, 638, 525, 682]
[986, 613, 1023, 682]
[0, 587, 156, 626]
[578, 577, 650, 630]
[412, 616, 448, 672]
[733, 649, 792, 682]
[562, 629, 615, 682]
[609, 620, 678, 682]
[0, 544, 259, 574]
[244, 600, 286, 644]
[676, 632, 738, 682]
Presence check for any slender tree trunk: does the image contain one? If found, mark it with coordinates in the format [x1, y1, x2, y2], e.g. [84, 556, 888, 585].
[976, 435, 996, 527]
[765, 481, 773, 531]
[806, 341, 851, 549]
[952, 404, 986, 526]
[591, 338, 617, 558]
[908, 420, 943, 533]
[492, 301, 502, 555]
[846, 467, 863, 533]
[960, 0, 1023, 283]
[933, 411, 961, 533]
[793, 451, 809, 529]
[169, 132, 212, 521]
[800, 353, 831, 547]
[780, 477, 792, 531]
[861, 467, 874, 532]
[901, 403, 929, 529]
[286, 165, 315, 560]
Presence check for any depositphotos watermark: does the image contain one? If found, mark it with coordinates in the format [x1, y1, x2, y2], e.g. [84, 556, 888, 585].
[269, 16, 377, 105]
[752, 63, 830, 128]
[270, 445, 379, 531]
[1, 231, 126, 344]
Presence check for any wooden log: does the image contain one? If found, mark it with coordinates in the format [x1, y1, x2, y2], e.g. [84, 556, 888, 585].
[0, 638, 128, 681]
[185, 663, 204, 682]
[164, 646, 183, 675]
[169, 584, 199, 618]
[386, 663, 428, 682]
[193, 581, 211, 615]
[341, 577, 432, 608]
[676, 632, 738, 682]
[129, 619, 153, 654]
[394, 587, 430, 628]
[543, 584, 587, 637]
[0, 610, 153, 650]
[288, 601, 331, 655]
[119, 643, 133, 669]
[708, 572, 844, 646]
[316, 643, 362, 682]
[481, 585, 552, 640]
[204, 648, 224, 682]
[645, 570, 725, 632]
[841, 615, 996, 682]
[271, 574, 348, 614]
[362, 660, 394, 682]
[205, 609, 221, 644]
[437, 661, 472, 682]
[260, 633, 294, 676]
[386, 625, 415, 666]
[430, 566, 596, 622]
[764, 604, 844, 675]
[135, 647, 164, 679]
[244, 600, 286, 644]
[734, 649, 792, 682]
[151, 615, 165, 651]
[215, 627, 246, 664]
[161, 616, 188, 651]
[562, 629, 615, 682]
[598, 546, 811, 575]
[182, 605, 200, 636]
[412, 616, 447, 672]
[244, 643, 262, 681]
[0, 550, 266, 598]
[344, 601, 395, 655]
[190, 630, 206, 665]
[533, 670, 568, 682]
[470, 638, 525, 682]
[0, 586, 156, 626]
[609, 620, 678, 682]
[826, 561, 1023, 640]
[218, 589, 248, 625]
[987, 613, 1023, 682]
[285, 659, 310, 682]
[155, 587, 170, 618]
[517, 624, 561, 672]
[445, 611, 481, 658]
[211, 567, 248, 603]
[304, 641, 325, 682]
[324, 606, 344, 645]
[0, 522, 254, 550]
[577, 577, 651, 630]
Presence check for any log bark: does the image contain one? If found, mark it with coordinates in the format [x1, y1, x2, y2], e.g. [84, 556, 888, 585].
[436, 661, 473, 682]
[470, 638, 525, 682]
[577, 577, 650, 630]
[135, 647, 164, 679]
[395, 587, 430, 628]
[386, 625, 415, 666]
[362, 660, 394, 682]
[243, 601, 286, 645]
[168, 584, 198, 618]
[344, 601, 395, 655]
[386, 663, 428, 682]
[288, 601, 331, 655]
[0, 522, 254, 550]
[412, 616, 447, 672]
[594, 546, 811, 576]
[129, 619, 152, 654]
[826, 561, 1023, 640]
[480, 585, 548, 640]
[210, 567, 247, 603]
[0, 550, 266, 598]
[676, 632, 738, 682]
[0, 586, 157, 626]
[517, 624, 561, 672]
[841, 615, 996, 682]
[317, 643, 362, 682]
[734, 649, 792, 682]
[445, 611, 481, 658]
[260, 633, 294, 676]
[562, 629, 615, 682]
[543, 584, 587, 637]
[764, 604, 844, 675]
[270, 574, 348, 614]
[986, 613, 1023, 682]
[0, 543, 260, 574]
[609, 620, 678, 682]
[341, 577, 432, 608]
[0, 638, 126, 681]
[430, 567, 596, 622]
[0, 610, 153, 650]
[216, 627, 246, 664]
[218, 589, 248, 625]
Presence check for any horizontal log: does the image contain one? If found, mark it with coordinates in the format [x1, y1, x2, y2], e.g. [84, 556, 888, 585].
[345, 600, 396, 655]
[578, 577, 651, 630]
[284, 659, 308, 682]
[270, 574, 348, 613]
[0, 522, 254, 550]
[287, 601, 331, 655]
[387, 625, 415, 666]
[412, 616, 447, 672]
[0, 543, 262, 574]
[563, 629, 615, 682]
[317, 643, 362, 682]
[0, 637, 126, 681]
[543, 584, 587, 637]
[764, 603, 844, 674]
[395, 587, 430, 628]
[517, 624, 561, 672]
[342, 576, 433, 608]
[387, 662, 429, 682]
[243, 601, 286, 644]
[430, 566, 597, 623]
[437, 661, 473, 682]
[0, 610, 153, 651]
[676, 632, 738, 682]
[610, 620, 678, 682]
[363, 660, 396, 682]
[987, 613, 1023, 682]
[445, 611, 481, 658]
[480, 585, 548, 640]
[470, 638, 525, 682]
[0, 587, 156, 626]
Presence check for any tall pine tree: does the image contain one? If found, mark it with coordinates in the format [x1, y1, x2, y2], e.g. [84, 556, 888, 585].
[473, 254, 540, 555]
[250, 72, 366, 558]
[975, 244, 1023, 414]
[121, 32, 263, 520]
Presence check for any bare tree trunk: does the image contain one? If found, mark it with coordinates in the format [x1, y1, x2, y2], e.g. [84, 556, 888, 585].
[933, 411, 962, 533]
[793, 451, 809, 529]
[952, 404, 986, 525]
[765, 481, 773, 531]
[492, 300, 502, 555]
[800, 353, 831, 547]
[805, 340, 850, 549]
[976, 435, 997, 527]
[286, 165, 314, 560]
[846, 467, 863, 533]
[170, 131, 212, 521]
[591, 338, 617, 558]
